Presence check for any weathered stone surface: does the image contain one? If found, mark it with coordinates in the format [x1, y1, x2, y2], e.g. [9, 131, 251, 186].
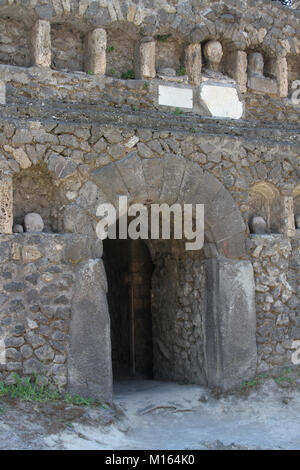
[276, 57, 288, 98]
[184, 43, 201, 86]
[24, 213, 44, 233]
[248, 52, 264, 77]
[32, 20, 51, 68]
[85, 28, 106, 75]
[203, 258, 257, 389]
[68, 259, 112, 402]
[0, 81, 5, 105]
[224, 50, 247, 93]
[0, 172, 12, 234]
[203, 40, 223, 71]
[200, 83, 243, 119]
[116, 152, 148, 202]
[139, 37, 156, 79]
[249, 216, 267, 234]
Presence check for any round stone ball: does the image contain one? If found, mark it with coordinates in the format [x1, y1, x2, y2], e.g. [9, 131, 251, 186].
[204, 40, 223, 64]
[13, 224, 24, 233]
[295, 214, 300, 229]
[24, 213, 44, 233]
[249, 216, 267, 234]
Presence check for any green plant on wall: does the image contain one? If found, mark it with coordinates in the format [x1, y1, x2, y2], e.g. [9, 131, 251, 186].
[176, 66, 186, 77]
[121, 69, 135, 80]
[106, 46, 115, 53]
[156, 33, 172, 42]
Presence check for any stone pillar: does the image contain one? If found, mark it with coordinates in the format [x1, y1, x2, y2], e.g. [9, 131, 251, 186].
[203, 258, 257, 390]
[185, 43, 201, 86]
[0, 81, 5, 105]
[224, 50, 247, 93]
[68, 259, 113, 402]
[31, 20, 51, 67]
[282, 196, 296, 237]
[0, 172, 13, 234]
[139, 37, 156, 79]
[85, 28, 107, 75]
[276, 57, 288, 98]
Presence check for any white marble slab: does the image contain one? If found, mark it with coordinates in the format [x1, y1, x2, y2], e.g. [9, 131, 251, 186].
[158, 85, 193, 109]
[200, 83, 243, 119]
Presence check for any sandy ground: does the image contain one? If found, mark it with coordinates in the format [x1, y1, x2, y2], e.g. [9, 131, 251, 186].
[1, 367, 300, 450]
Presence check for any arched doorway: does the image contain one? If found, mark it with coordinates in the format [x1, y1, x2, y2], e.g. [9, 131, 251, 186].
[103, 237, 154, 382]
[67, 154, 257, 401]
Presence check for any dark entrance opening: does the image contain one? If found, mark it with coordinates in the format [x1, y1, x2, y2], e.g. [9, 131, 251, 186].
[103, 238, 154, 381]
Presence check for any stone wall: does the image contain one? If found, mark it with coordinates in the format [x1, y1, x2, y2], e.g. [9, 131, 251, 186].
[249, 234, 300, 372]
[51, 24, 85, 72]
[0, 18, 31, 67]
[0, 233, 103, 392]
[0, 0, 299, 120]
[151, 243, 206, 384]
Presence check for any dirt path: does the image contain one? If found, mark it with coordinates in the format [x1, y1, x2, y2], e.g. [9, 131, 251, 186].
[1, 369, 300, 450]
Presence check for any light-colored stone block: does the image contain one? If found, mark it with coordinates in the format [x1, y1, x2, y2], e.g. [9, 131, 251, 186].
[0, 172, 13, 234]
[224, 50, 247, 93]
[139, 37, 156, 79]
[282, 196, 296, 237]
[85, 28, 107, 75]
[31, 20, 51, 67]
[158, 85, 193, 109]
[0, 81, 5, 105]
[276, 57, 288, 98]
[247, 75, 278, 95]
[203, 258, 257, 390]
[185, 43, 201, 86]
[200, 83, 243, 119]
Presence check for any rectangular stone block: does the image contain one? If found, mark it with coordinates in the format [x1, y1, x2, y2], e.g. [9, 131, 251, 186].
[282, 196, 296, 237]
[203, 258, 257, 390]
[0, 81, 5, 105]
[276, 57, 288, 98]
[85, 28, 107, 75]
[31, 20, 51, 67]
[224, 50, 247, 93]
[185, 43, 201, 86]
[0, 173, 12, 234]
[139, 38, 156, 79]
[158, 85, 193, 109]
[247, 75, 278, 95]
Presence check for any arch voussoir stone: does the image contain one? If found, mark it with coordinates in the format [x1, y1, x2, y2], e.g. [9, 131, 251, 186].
[159, 153, 187, 204]
[91, 161, 130, 207]
[116, 151, 149, 203]
[142, 158, 164, 203]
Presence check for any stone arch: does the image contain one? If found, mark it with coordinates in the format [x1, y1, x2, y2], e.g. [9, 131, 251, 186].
[90, 153, 248, 259]
[75, 152, 257, 395]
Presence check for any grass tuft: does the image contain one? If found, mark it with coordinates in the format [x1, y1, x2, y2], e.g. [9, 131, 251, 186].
[0, 374, 94, 406]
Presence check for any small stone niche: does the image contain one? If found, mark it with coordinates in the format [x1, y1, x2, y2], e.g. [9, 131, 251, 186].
[155, 35, 186, 79]
[106, 23, 138, 79]
[248, 182, 282, 234]
[13, 164, 63, 233]
[287, 54, 300, 84]
[0, 17, 31, 67]
[51, 24, 85, 72]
